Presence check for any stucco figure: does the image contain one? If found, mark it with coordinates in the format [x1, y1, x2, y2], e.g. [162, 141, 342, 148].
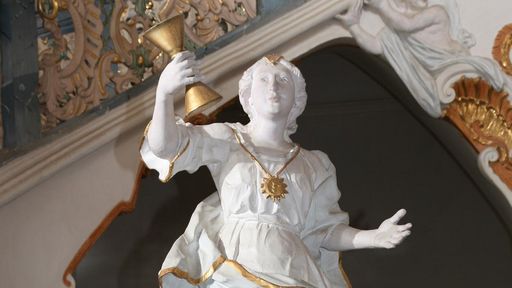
[140, 52, 412, 287]
[339, 0, 512, 117]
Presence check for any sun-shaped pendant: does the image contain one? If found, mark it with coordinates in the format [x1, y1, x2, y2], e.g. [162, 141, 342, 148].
[260, 176, 288, 202]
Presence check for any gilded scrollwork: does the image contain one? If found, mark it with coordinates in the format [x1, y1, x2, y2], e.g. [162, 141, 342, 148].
[158, 0, 256, 45]
[37, 0, 257, 130]
[446, 77, 512, 188]
[493, 23, 512, 76]
[38, 0, 110, 129]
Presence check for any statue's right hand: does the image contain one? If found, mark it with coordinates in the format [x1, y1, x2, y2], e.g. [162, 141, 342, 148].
[156, 51, 203, 101]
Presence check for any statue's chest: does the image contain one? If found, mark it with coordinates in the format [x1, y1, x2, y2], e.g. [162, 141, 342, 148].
[216, 150, 315, 213]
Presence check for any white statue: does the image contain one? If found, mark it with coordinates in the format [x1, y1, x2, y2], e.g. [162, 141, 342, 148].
[140, 52, 412, 287]
[339, 0, 512, 117]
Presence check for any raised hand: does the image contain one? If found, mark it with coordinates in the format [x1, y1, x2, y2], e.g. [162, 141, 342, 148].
[373, 209, 412, 249]
[148, 51, 202, 158]
[156, 51, 203, 102]
[336, 0, 364, 27]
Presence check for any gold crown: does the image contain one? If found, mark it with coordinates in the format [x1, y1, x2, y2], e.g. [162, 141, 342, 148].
[264, 54, 284, 65]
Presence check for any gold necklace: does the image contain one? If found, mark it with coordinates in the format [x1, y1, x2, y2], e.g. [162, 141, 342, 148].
[232, 128, 301, 202]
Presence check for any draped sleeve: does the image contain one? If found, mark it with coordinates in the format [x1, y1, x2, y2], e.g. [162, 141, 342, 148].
[301, 150, 350, 287]
[140, 118, 232, 182]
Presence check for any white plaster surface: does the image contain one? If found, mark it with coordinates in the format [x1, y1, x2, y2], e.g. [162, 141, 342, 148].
[0, 124, 143, 288]
[459, 0, 512, 58]
[357, 0, 512, 59]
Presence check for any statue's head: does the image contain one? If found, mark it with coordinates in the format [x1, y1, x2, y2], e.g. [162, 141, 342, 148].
[239, 55, 307, 142]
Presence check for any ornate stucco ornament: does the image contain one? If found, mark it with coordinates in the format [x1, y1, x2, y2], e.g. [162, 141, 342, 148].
[446, 77, 512, 192]
[339, 0, 512, 206]
[339, 0, 512, 118]
[493, 23, 512, 76]
[36, 0, 257, 130]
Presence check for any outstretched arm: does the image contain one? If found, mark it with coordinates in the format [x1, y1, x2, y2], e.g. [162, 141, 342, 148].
[322, 209, 412, 251]
[336, 0, 383, 55]
[147, 51, 202, 159]
[367, 0, 445, 33]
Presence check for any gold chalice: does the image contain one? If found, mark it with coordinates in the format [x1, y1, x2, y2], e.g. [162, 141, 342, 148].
[143, 14, 222, 117]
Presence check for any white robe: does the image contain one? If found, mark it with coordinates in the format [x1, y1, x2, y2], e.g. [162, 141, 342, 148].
[140, 121, 350, 287]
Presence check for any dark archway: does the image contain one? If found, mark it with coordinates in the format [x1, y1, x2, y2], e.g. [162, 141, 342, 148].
[75, 44, 512, 288]
[295, 43, 512, 288]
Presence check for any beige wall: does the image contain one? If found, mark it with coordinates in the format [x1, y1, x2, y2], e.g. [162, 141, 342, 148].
[0, 123, 143, 288]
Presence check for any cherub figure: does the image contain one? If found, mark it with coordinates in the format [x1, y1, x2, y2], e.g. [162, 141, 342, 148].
[339, 0, 510, 117]
[141, 52, 412, 287]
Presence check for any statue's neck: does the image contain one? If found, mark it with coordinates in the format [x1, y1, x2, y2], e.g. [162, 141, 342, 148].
[247, 117, 292, 152]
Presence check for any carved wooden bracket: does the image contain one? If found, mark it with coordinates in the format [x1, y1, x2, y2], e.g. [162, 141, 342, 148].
[445, 77, 512, 189]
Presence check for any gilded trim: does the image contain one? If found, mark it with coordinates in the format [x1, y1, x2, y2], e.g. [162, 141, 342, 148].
[36, 0, 59, 20]
[158, 256, 226, 287]
[138, 120, 153, 152]
[264, 54, 284, 65]
[62, 162, 148, 286]
[157, 256, 315, 288]
[162, 138, 190, 183]
[493, 23, 512, 76]
[224, 260, 303, 288]
[157, 255, 353, 288]
[143, 120, 152, 137]
[231, 127, 301, 202]
[141, 120, 191, 183]
[338, 253, 353, 288]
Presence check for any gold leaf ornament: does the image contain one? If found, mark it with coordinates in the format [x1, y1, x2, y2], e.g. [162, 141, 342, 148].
[261, 176, 288, 202]
[232, 128, 300, 203]
[493, 23, 512, 76]
[445, 77, 512, 190]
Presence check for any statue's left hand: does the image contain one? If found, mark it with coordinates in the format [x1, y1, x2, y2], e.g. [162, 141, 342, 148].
[373, 209, 412, 249]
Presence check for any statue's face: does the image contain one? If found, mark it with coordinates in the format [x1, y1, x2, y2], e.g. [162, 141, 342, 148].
[249, 62, 295, 121]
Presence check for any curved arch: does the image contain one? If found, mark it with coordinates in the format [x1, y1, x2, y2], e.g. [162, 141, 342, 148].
[301, 40, 512, 232]
[294, 43, 512, 287]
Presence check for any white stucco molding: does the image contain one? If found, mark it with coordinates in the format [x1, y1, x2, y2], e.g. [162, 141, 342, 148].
[435, 63, 479, 105]
[0, 0, 352, 207]
[478, 147, 512, 207]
